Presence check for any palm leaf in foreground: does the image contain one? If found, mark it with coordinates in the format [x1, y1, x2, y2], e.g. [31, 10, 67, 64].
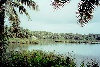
[5, 0, 38, 36]
[77, 0, 100, 26]
[0, 0, 38, 58]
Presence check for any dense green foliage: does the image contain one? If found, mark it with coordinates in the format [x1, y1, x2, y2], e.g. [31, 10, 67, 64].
[2, 50, 76, 67]
[32, 31, 100, 41]
[4, 25, 39, 44]
[2, 50, 99, 67]
[32, 31, 100, 44]
[5, 25, 32, 38]
[5, 25, 100, 44]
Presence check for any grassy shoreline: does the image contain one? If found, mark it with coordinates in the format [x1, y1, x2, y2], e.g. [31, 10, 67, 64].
[8, 38, 39, 44]
[8, 38, 100, 45]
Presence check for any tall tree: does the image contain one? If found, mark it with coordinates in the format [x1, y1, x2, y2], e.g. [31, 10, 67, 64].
[0, 0, 38, 63]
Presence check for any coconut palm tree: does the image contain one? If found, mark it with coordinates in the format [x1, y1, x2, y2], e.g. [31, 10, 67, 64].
[0, 0, 38, 59]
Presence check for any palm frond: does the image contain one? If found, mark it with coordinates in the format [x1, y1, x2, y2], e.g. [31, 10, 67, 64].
[7, 1, 30, 18]
[8, 8, 20, 25]
[77, 0, 100, 27]
[5, 3, 20, 25]
[16, 0, 38, 10]
[8, 7, 20, 33]
[51, 0, 71, 9]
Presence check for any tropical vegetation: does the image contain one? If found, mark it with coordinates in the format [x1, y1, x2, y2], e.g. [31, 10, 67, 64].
[0, 0, 100, 67]
[2, 50, 99, 67]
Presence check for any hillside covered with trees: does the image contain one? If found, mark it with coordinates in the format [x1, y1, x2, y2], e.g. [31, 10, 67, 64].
[5, 25, 100, 44]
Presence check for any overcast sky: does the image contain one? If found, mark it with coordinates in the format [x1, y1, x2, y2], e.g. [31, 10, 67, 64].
[5, 0, 100, 34]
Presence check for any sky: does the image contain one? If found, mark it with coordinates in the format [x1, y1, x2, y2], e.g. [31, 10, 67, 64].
[5, 0, 100, 34]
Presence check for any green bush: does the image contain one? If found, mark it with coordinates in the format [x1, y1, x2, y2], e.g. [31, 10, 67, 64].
[2, 50, 76, 67]
[2, 50, 99, 67]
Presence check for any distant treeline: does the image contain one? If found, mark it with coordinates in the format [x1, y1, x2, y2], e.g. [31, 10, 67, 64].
[5, 25, 100, 44]
[32, 31, 100, 44]
[32, 31, 100, 40]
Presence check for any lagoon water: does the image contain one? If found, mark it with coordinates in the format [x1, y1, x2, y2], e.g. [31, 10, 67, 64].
[9, 43, 100, 66]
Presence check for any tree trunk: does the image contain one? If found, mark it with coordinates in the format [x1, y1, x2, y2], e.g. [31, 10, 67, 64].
[0, 1, 5, 66]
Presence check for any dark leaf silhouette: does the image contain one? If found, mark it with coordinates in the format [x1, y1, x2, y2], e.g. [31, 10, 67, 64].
[77, 0, 100, 26]
[51, 0, 71, 9]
